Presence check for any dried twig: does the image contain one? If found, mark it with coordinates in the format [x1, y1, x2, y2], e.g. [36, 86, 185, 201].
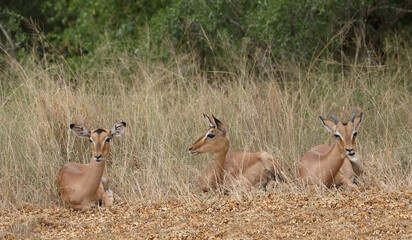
[0, 22, 16, 59]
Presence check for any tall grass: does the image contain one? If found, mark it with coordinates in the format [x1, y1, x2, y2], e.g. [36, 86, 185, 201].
[0, 41, 411, 209]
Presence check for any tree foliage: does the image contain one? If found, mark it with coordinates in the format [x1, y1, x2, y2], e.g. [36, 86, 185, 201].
[0, 0, 411, 67]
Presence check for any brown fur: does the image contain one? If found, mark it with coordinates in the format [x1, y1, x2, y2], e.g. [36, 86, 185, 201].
[189, 114, 283, 192]
[299, 113, 363, 190]
[56, 122, 125, 209]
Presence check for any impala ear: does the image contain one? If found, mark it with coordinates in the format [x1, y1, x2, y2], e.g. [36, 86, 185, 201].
[203, 113, 215, 128]
[319, 116, 335, 133]
[212, 115, 226, 135]
[353, 112, 363, 130]
[110, 122, 126, 137]
[70, 124, 91, 138]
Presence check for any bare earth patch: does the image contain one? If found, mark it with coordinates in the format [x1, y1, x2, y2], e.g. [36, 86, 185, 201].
[1, 188, 411, 239]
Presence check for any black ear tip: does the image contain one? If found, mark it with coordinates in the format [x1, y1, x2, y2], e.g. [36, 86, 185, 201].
[70, 124, 75, 129]
[121, 122, 126, 127]
[319, 116, 324, 120]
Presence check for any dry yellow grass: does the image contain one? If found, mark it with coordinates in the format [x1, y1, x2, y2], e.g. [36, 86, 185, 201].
[0, 43, 411, 238]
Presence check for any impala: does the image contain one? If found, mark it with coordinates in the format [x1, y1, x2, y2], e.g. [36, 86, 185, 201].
[188, 114, 283, 192]
[299, 112, 363, 189]
[56, 122, 126, 209]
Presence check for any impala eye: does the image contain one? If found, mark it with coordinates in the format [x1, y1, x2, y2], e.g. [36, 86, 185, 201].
[105, 138, 111, 143]
[353, 132, 358, 137]
[207, 134, 215, 139]
[334, 134, 341, 139]
[89, 139, 93, 143]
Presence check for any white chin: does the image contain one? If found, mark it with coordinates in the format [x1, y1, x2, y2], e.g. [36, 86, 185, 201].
[348, 155, 359, 163]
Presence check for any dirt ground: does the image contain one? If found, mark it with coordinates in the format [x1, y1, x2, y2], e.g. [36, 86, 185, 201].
[1, 188, 411, 239]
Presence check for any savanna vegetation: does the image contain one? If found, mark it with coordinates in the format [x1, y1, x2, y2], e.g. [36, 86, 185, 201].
[0, 0, 411, 238]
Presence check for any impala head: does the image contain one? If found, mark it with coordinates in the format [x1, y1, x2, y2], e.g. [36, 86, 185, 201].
[320, 112, 363, 157]
[188, 114, 229, 155]
[70, 122, 126, 162]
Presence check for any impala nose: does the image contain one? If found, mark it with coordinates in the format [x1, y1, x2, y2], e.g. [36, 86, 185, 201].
[188, 147, 193, 151]
[95, 154, 102, 160]
[345, 148, 355, 156]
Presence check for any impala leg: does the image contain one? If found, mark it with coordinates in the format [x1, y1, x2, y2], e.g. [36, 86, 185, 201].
[113, 192, 122, 202]
[103, 189, 114, 207]
[335, 172, 359, 192]
[343, 178, 360, 192]
[100, 173, 119, 203]
[264, 180, 277, 191]
[101, 172, 110, 192]
[97, 184, 114, 207]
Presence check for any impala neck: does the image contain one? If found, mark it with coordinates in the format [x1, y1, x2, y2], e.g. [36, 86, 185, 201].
[321, 140, 346, 177]
[84, 158, 106, 194]
[211, 141, 229, 185]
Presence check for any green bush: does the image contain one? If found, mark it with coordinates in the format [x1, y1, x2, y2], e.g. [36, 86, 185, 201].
[1, 0, 411, 69]
[41, 0, 168, 56]
[0, 7, 27, 60]
[147, 0, 412, 68]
